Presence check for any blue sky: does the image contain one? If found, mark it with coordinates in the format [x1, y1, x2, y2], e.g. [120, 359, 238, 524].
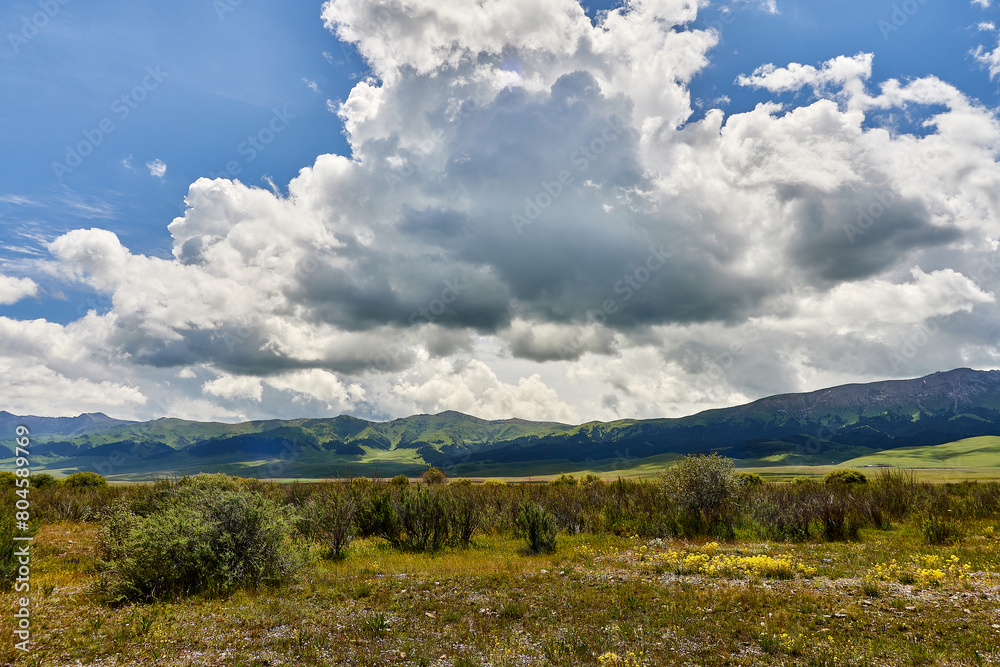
[1, 0, 1000, 421]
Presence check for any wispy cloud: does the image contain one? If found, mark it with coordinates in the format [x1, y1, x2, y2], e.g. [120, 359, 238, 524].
[973, 34, 1000, 79]
[0, 195, 39, 206]
[56, 196, 116, 219]
[303, 77, 321, 93]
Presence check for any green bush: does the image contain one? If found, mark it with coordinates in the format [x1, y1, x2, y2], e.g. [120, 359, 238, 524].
[0, 472, 17, 488]
[921, 512, 965, 545]
[421, 468, 447, 485]
[738, 472, 765, 488]
[515, 502, 557, 554]
[390, 474, 410, 487]
[551, 473, 579, 487]
[64, 472, 108, 487]
[28, 473, 60, 489]
[824, 469, 868, 486]
[97, 474, 302, 602]
[659, 454, 741, 536]
[0, 494, 38, 590]
[394, 486, 453, 551]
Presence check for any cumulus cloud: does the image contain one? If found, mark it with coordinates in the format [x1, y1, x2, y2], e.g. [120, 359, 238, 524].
[3, 0, 1000, 422]
[0, 275, 38, 305]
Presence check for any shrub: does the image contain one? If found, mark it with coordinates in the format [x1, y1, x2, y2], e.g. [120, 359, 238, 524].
[302, 485, 356, 559]
[0, 494, 38, 590]
[814, 489, 865, 541]
[515, 502, 557, 554]
[659, 454, 741, 536]
[738, 472, 765, 487]
[28, 473, 60, 489]
[97, 474, 302, 602]
[451, 483, 481, 547]
[921, 512, 965, 545]
[390, 474, 410, 487]
[824, 469, 868, 486]
[421, 468, 447, 485]
[394, 486, 453, 551]
[449, 477, 473, 486]
[581, 473, 605, 487]
[0, 472, 17, 488]
[551, 473, 579, 487]
[64, 472, 108, 487]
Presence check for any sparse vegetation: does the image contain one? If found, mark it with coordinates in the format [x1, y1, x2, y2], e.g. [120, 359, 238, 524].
[2, 463, 1000, 665]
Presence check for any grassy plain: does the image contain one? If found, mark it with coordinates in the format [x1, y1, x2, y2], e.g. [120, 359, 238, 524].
[2, 518, 999, 666]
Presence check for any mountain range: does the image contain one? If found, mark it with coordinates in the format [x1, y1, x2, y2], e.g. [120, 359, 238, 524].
[5, 368, 1000, 480]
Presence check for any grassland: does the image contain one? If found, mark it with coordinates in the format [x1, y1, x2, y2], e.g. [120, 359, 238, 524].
[2, 520, 999, 666]
[840, 436, 1000, 469]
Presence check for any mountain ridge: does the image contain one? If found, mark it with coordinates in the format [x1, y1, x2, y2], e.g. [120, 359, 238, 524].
[6, 368, 1000, 477]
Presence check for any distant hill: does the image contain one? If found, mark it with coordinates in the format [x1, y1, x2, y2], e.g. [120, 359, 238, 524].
[5, 368, 1000, 479]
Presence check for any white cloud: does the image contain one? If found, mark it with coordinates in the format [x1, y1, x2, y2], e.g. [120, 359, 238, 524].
[203, 374, 263, 402]
[979, 21, 996, 31]
[972, 0, 991, 7]
[147, 159, 167, 179]
[303, 77, 321, 93]
[973, 34, 1000, 80]
[0, 275, 38, 305]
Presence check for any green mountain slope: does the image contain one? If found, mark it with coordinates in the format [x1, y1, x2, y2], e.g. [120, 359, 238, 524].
[5, 368, 1000, 479]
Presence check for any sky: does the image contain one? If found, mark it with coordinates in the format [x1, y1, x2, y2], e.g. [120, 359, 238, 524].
[1, 0, 1000, 424]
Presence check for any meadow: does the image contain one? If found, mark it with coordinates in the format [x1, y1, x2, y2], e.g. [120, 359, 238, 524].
[1, 460, 999, 666]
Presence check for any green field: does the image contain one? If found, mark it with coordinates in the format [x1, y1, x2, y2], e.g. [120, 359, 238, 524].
[839, 436, 1000, 470]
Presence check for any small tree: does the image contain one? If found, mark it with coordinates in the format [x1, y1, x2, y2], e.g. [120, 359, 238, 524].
[421, 467, 447, 485]
[64, 472, 108, 487]
[551, 473, 579, 487]
[659, 454, 741, 536]
[390, 474, 410, 487]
